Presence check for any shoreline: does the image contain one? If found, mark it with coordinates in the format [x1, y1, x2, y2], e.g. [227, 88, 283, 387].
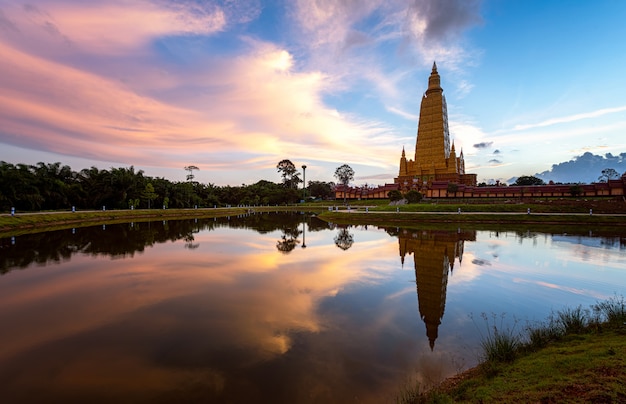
[3, 205, 626, 237]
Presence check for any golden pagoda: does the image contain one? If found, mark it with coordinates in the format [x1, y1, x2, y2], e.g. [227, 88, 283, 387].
[396, 62, 477, 191]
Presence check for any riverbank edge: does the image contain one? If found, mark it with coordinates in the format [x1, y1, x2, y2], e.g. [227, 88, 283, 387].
[316, 211, 626, 237]
[3, 205, 626, 237]
[0, 206, 327, 237]
[419, 325, 626, 403]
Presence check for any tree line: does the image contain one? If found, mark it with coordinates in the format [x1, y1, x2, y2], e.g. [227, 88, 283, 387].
[0, 161, 336, 212]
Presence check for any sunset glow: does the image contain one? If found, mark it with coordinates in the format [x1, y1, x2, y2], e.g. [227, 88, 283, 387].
[1, 0, 625, 184]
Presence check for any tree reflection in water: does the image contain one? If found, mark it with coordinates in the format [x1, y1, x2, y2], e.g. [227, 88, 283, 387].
[1, 212, 327, 274]
[183, 233, 199, 249]
[334, 228, 354, 250]
[276, 227, 301, 253]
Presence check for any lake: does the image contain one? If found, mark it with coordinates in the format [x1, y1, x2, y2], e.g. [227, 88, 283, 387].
[1, 212, 625, 403]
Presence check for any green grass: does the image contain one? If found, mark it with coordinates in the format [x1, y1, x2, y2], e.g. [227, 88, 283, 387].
[5, 199, 625, 237]
[317, 211, 626, 229]
[474, 313, 523, 364]
[0, 206, 328, 237]
[593, 294, 626, 325]
[442, 330, 626, 403]
[417, 298, 626, 403]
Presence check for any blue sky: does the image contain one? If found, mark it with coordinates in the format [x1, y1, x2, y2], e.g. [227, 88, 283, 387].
[1, 0, 625, 185]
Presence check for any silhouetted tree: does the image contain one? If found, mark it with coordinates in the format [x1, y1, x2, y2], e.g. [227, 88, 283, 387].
[334, 228, 354, 251]
[334, 164, 354, 204]
[514, 176, 545, 186]
[184, 165, 199, 182]
[277, 159, 301, 189]
[598, 168, 619, 182]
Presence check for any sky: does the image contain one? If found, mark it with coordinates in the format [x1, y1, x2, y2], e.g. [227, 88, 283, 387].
[1, 0, 626, 186]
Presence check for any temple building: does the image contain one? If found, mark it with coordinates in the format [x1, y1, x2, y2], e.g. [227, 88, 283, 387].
[334, 62, 625, 200]
[395, 62, 477, 192]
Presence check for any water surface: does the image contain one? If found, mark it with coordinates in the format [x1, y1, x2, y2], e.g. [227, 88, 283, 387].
[1, 213, 625, 403]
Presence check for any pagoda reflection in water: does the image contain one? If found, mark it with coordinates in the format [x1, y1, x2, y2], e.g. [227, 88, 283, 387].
[396, 228, 476, 350]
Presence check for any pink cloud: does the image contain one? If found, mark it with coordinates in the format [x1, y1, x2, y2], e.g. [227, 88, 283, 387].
[2, 0, 226, 55]
[0, 0, 404, 184]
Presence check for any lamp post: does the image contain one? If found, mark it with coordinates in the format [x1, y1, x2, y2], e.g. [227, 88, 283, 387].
[302, 164, 307, 202]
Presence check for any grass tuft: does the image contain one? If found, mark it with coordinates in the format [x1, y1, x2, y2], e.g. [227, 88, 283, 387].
[417, 297, 626, 403]
[394, 379, 423, 404]
[593, 294, 626, 325]
[556, 305, 589, 334]
[525, 315, 563, 350]
[474, 313, 522, 363]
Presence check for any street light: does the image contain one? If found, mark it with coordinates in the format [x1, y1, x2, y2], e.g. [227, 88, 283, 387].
[302, 164, 307, 201]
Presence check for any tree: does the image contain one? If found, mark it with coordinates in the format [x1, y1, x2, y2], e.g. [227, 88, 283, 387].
[142, 183, 158, 209]
[569, 184, 582, 197]
[184, 165, 199, 182]
[447, 182, 459, 196]
[404, 190, 422, 203]
[276, 159, 301, 188]
[598, 168, 619, 182]
[334, 164, 354, 204]
[388, 190, 403, 202]
[307, 181, 334, 199]
[514, 176, 545, 186]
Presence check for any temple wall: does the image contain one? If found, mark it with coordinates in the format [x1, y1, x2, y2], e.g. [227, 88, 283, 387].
[334, 178, 626, 200]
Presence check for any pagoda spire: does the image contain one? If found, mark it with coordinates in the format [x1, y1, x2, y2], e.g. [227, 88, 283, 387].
[427, 61, 442, 95]
[402, 146, 406, 158]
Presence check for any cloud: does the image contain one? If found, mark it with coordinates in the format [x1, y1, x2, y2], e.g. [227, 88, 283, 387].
[289, 0, 483, 119]
[2, 1, 228, 56]
[473, 141, 493, 149]
[0, 25, 397, 179]
[471, 258, 491, 266]
[0, 8, 18, 32]
[406, 0, 482, 42]
[513, 105, 626, 131]
[535, 152, 626, 184]
[403, 0, 483, 68]
[386, 106, 418, 121]
[0, 0, 485, 185]
[292, 0, 383, 49]
[358, 173, 396, 181]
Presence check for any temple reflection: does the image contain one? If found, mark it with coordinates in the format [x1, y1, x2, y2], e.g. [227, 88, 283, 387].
[395, 228, 476, 350]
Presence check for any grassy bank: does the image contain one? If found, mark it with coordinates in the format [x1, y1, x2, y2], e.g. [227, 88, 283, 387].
[0, 206, 327, 237]
[3, 198, 626, 237]
[315, 197, 626, 230]
[401, 296, 626, 403]
[317, 211, 626, 236]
